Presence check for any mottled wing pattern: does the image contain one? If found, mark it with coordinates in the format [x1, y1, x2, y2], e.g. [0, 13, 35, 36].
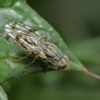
[4, 22, 70, 69]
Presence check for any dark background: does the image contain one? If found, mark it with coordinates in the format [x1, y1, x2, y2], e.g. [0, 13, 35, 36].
[3, 0, 100, 100]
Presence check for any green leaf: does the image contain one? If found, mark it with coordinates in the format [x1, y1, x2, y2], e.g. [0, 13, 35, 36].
[0, 86, 8, 100]
[0, 0, 100, 84]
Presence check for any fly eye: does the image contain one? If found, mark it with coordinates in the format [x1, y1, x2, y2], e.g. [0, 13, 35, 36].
[58, 60, 66, 69]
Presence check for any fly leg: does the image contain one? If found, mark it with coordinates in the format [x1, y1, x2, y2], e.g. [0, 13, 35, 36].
[22, 55, 37, 69]
[13, 53, 32, 62]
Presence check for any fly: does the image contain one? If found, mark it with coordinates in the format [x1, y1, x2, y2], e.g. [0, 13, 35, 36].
[4, 22, 70, 69]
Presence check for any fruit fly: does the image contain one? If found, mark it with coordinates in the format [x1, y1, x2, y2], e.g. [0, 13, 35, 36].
[4, 22, 70, 69]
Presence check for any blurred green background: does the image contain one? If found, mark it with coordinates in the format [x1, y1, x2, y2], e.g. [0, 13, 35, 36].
[2, 0, 100, 100]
